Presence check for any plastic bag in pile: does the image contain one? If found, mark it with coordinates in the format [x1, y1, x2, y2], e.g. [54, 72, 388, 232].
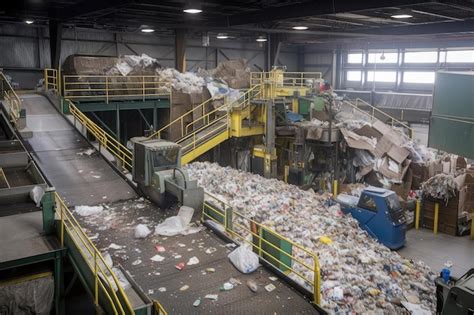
[154, 206, 202, 236]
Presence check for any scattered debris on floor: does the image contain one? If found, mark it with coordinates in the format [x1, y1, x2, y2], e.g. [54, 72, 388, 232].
[204, 294, 218, 301]
[75, 205, 104, 216]
[193, 298, 201, 307]
[187, 256, 199, 265]
[265, 283, 276, 292]
[175, 262, 185, 270]
[185, 162, 437, 313]
[228, 246, 260, 274]
[179, 285, 189, 291]
[246, 280, 258, 292]
[150, 254, 165, 262]
[134, 224, 151, 239]
[76, 148, 95, 156]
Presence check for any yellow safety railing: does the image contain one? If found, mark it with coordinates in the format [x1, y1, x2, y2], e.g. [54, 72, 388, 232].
[250, 71, 322, 88]
[148, 96, 215, 140]
[54, 192, 134, 314]
[202, 192, 321, 306]
[153, 300, 168, 315]
[0, 71, 21, 124]
[177, 84, 263, 155]
[67, 100, 133, 170]
[63, 75, 171, 103]
[347, 98, 414, 139]
[44, 68, 60, 94]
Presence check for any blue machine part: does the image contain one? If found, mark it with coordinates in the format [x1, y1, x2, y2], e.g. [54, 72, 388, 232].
[339, 187, 407, 250]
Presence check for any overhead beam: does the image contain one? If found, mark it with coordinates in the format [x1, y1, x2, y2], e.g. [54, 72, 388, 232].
[59, 0, 134, 19]
[354, 19, 474, 36]
[208, 0, 434, 27]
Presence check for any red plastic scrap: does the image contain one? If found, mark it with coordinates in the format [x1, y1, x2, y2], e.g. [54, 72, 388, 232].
[175, 262, 185, 270]
[155, 245, 166, 252]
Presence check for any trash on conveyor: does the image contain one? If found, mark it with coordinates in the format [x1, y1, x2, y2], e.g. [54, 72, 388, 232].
[134, 224, 151, 239]
[155, 245, 166, 252]
[185, 162, 437, 314]
[228, 246, 260, 274]
[175, 262, 185, 270]
[76, 148, 96, 156]
[180, 285, 189, 291]
[75, 205, 104, 217]
[158, 287, 167, 292]
[108, 243, 124, 250]
[205, 247, 217, 254]
[154, 206, 203, 236]
[265, 284, 276, 292]
[132, 259, 142, 266]
[150, 255, 165, 262]
[206, 268, 216, 273]
[187, 256, 199, 265]
[204, 294, 218, 301]
[220, 282, 234, 291]
[193, 298, 201, 307]
[246, 280, 258, 292]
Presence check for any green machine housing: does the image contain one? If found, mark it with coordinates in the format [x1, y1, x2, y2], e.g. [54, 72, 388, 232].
[131, 137, 204, 211]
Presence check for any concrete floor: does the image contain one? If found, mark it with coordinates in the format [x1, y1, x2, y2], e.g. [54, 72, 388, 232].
[398, 228, 474, 278]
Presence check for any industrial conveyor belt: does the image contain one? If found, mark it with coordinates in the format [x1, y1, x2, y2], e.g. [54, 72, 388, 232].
[21, 94, 137, 206]
[20, 93, 318, 314]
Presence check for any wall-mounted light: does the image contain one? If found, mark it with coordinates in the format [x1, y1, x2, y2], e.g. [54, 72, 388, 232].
[256, 36, 267, 42]
[292, 26, 308, 30]
[216, 33, 228, 39]
[25, 19, 34, 24]
[183, 1, 202, 14]
[141, 28, 155, 33]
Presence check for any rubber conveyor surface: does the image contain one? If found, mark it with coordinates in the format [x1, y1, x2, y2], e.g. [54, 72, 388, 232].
[77, 199, 317, 314]
[21, 94, 137, 206]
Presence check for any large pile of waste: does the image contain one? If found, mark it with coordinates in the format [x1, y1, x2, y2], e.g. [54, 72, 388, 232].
[185, 162, 436, 314]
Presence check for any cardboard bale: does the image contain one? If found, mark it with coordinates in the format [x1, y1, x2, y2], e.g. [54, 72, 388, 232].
[62, 55, 118, 75]
[340, 128, 376, 151]
[378, 157, 411, 182]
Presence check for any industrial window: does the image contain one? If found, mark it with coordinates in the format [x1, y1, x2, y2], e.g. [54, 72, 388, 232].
[358, 194, 377, 212]
[403, 72, 436, 84]
[446, 50, 474, 63]
[347, 53, 363, 64]
[367, 52, 398, 64]
[366, 71, 397, 83]
[404, 51, 438, 63]
[346, 71, 362, 81]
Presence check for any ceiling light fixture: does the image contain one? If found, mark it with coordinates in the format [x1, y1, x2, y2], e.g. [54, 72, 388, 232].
[292, 26, 308, 30]
[141, 28, 155, 33]
[216, 33, 228, 39]
[391, 10, 413, 19]
[25, 19, 34, 24]
[256, 36, 267, 42]
[183, 1, 202, 14]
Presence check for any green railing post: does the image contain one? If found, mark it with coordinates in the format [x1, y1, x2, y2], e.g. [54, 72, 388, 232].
[41, 188, 56, 235]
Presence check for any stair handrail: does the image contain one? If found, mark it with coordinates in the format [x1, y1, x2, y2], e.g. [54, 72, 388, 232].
[184, 84, 261, 135]
[0, 71, 21, 124]
[177, 112, 229, 147]
[180, 115, 229, 154]
[147, 96, 215, 140]
[344, 98, 414, 138]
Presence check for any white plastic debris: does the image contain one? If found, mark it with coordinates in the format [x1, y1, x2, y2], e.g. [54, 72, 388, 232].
[228, 246, 259, 274]
[108, 243, 124, 250]
[150, 255, 165, 262]
[246, 280, 258, 292]
[204, 294, 218, 301]
[158, 287, 167, 292]
[193, 298, 201, 307]
[132, 259, 142, 266]
[77, 148, 95, 156]
[75, 205, 104, 216]
[222, 282, 234, 291]
[154, 206, 203, 236]
[134, 224, 152, 239]
[29, 186, 45, 207]
[179, 285, 189, 291]
[187, 256, 199, 265]
[205, 247, 217, 254]
[265, 284, 276, 292]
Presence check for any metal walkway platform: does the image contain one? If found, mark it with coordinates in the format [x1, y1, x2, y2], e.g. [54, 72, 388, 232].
[21, 94, 137, 206]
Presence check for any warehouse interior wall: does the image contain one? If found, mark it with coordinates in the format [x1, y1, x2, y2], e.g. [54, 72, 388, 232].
[0, 24, 299, 89]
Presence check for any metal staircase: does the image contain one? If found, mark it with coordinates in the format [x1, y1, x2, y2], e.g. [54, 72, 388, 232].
[148, 84, 265, 164]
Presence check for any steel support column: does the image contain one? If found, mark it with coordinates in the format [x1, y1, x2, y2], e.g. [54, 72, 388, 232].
[175, 29, 186, 72]
[116, 105, 120, 142]
[49, 21, 63, 69]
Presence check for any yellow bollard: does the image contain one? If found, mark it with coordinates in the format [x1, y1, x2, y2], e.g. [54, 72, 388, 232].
[333, 180, 338, 197]
[434, 202, 439, 235]
[415, 199, 421, 230]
